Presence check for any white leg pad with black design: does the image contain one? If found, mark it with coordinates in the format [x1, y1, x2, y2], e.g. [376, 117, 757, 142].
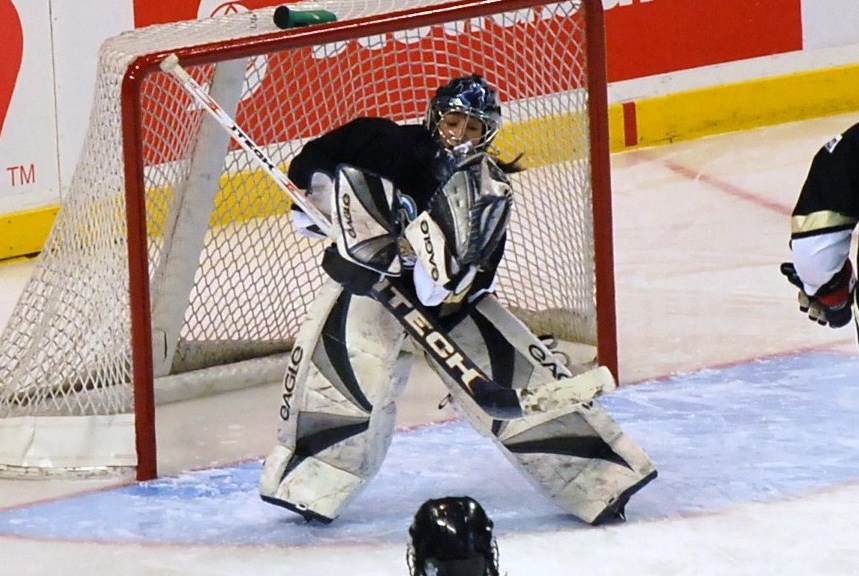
[259, 445, 365, 521]
[259, 282, 410, 521]
[489, 401, 656, 524]
[424, 294, 656, 524]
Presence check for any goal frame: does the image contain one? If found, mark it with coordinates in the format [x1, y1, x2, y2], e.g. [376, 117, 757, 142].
[116, 0, 614, 481]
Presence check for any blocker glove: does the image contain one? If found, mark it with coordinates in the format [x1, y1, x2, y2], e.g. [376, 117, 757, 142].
[321, 245, 381, 296]
[780, 260, 856, 328]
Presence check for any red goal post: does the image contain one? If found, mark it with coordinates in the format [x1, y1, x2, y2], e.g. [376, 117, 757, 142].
[0, 0, 615, 480]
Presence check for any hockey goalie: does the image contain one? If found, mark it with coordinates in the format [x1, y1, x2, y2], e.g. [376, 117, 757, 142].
[259, 74, 657, 525]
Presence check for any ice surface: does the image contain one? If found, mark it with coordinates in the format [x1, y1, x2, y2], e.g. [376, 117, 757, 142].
[2, 352, 857, 550]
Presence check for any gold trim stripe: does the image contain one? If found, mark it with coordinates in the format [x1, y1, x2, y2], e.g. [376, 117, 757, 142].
[791, 211, 857, 235]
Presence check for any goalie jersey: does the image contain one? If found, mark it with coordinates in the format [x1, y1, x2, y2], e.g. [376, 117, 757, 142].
[288, 116, 507, 317]
[790, 122, 859, 294]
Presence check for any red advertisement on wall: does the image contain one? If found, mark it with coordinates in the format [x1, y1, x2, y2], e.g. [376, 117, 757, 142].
[0, 0, 23, 141]
[603, 0, 803, 82]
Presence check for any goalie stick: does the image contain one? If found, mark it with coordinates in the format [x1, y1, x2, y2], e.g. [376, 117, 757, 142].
[159, 54, 614, 419]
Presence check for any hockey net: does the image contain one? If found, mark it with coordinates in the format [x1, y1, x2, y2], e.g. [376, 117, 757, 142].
[0, 0, 614, 479]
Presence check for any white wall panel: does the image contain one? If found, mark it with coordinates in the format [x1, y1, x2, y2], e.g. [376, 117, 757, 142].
[50, 1, 134, 198]
[801, 0, 859, 50]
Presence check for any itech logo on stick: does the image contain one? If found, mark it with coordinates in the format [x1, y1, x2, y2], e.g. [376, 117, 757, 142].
[0, 0, 24, 140]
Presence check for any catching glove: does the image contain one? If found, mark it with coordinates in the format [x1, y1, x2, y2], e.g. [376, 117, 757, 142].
[780, 260, 856, 328]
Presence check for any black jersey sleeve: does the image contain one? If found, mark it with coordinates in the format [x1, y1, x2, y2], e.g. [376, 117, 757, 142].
[792, 123, 859, 237]
[287, 117, 441, 197]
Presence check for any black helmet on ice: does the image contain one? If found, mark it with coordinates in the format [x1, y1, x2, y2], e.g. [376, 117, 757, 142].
[425, 75, 502, 152]
[407, 496, 500, 576]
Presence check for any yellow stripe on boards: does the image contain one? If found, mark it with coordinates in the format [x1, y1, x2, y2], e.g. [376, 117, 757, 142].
[610, 63, 859, 151]
[0, 206, 60, 260]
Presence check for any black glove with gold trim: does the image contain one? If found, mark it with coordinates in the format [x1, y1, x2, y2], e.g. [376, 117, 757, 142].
[780, 260, 855, 328]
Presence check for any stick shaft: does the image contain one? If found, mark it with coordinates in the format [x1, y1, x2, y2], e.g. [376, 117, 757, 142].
[159, 54, 332, 237]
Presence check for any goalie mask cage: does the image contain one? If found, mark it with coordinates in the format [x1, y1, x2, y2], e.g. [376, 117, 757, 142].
[0, 0, 614, 480]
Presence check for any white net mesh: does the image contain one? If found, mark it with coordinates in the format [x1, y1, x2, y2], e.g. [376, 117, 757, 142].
[0, 0, 604, 473]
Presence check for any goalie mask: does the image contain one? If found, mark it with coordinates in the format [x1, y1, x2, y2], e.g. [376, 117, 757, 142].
[426, 75, 502, 154]
[407, 496, 500, 576]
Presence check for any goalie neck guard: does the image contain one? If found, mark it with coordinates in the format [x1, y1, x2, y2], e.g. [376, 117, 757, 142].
[407, 496, 500, 576]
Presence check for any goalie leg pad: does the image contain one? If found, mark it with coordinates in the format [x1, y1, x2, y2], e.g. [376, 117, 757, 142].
[492, 402, 657, 525]
[421, 295, 655, 524]
[260, 282, 411, 521]
[470, 294, 601, 379]
[423, 294, 614, 423]
[445, 384, 657, 524]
